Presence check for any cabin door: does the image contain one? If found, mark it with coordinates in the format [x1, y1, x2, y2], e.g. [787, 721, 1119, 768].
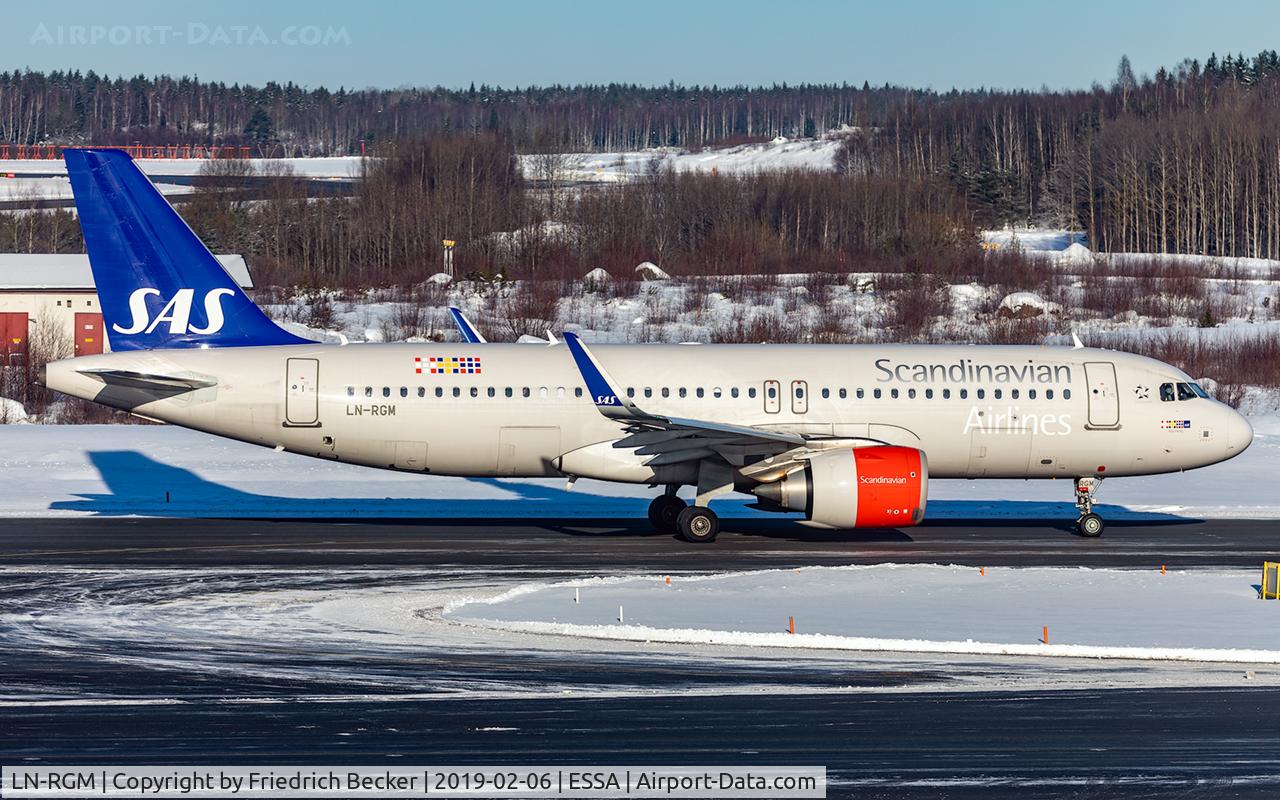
[285, 357, 320, 426]
[763, 380, 781, 414]
[1084, 361, 1120, 428]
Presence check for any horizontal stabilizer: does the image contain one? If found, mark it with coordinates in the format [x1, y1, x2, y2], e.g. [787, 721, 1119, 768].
[77, 368, 217, 392]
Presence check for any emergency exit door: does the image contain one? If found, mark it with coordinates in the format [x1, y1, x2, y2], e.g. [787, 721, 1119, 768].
[763, 380, 781, 414]
[791, 380, 809, 414]
[285, 357, 320, 426]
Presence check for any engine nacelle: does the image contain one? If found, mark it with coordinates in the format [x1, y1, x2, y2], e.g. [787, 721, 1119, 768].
[752, 446, 928, 528]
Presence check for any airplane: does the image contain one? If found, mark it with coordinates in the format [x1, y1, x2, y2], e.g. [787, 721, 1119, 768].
[40, 149, 1254, 542]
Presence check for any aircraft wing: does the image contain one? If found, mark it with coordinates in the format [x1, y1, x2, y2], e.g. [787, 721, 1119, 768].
[562, 332, 806, 448]
[448, 307, 488, 344]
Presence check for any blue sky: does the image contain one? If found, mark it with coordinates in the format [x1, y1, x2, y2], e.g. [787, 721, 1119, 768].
[4, 0, 1278, 91]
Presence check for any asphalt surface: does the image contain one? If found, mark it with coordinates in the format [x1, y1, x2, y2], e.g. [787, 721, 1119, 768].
[4, 516, 1280, 798]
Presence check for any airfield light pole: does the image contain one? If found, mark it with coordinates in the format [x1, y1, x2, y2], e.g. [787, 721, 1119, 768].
[442, 239, 456, 277]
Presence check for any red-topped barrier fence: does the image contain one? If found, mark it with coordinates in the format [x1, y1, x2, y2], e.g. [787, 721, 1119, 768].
[0, 144, 254, 160]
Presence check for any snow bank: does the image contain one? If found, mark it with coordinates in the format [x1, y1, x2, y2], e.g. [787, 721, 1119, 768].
[0, 397, 28, 423]
[635, 261, 669, 280]
[583, 267, 612, 284]
[998, 291, 1061, 317]
[448, 564, 1280, 663]
[1059, 241, 1094, 264]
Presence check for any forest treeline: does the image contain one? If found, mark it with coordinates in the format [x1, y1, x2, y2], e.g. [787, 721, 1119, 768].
[8, 50, 1280, 263]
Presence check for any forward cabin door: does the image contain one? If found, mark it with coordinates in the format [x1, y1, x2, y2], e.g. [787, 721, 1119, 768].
[284, 357, 320, 426]
[1084, 361, 1120, 428]
[74, 312, 104, 356]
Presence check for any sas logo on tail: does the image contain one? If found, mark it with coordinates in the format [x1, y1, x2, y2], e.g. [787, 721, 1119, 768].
[112, 288, 234, 335]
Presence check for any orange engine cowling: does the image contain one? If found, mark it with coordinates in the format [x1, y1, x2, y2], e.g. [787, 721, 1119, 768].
[751, 445, 928, 528]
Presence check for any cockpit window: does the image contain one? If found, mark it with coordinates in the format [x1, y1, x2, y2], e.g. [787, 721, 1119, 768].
[1190, 383, 1210, 399]
[1176, 382, 1197, 401]
[1159, 383, 1175, 402]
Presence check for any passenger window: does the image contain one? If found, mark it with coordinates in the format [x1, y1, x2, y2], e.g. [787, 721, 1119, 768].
[487, 387, 495, 398]
[730, 388, 738, 398]
[839, 388, 847, 399]
[1029, 389, 1037, 399]
[557, 387, 566, 399]
[645, 387, 653, 398]
[960, 389, 968, 399]
[943, 389, 951, 399]
[925, 388, 933, 399]
[767, 386, 777, 399]
[1064, 388, 1072, 400]
[796, 386, 805, 399]
[1046, 389, 1054, 399]
[627, 387, 635, 398]
[522, 387, 531, 398]
[678, 388, 687, 398]
[661, 387, 670, 398]
[713, 387, 722, 398]
[874, 388, 882, 399]
[1011, 389, 1019, 399]
[435, 387, 443, 398]
[821, 388, 830, 399]
[1160, 383, 1175, 402]
[400, 387, 408, 398]
[452, 387, 461, 398]
[346, 386, 354, 397]
[1177, 383, 1196, 401]
[907, 388, 916, 399]
[382, 387, 390, 398]
[696, 388, 705, 398]
[856, 388, 865, 399]
[539, 387, 548, 398]
[748, 387, 757, 399]
[891, 389, 899, 399]
[505, 387, 513, 398]
[976, 389, 984, 399]
[994, 389, 1002, 399]
[364, 386, 372, 398]
[417, 387, 425, 398]
[470, 387, 478, 398]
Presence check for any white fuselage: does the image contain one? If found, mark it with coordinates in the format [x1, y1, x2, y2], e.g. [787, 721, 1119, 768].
[44, 342, 1253, 486]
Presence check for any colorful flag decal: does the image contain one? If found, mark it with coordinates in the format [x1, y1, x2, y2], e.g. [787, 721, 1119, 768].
[1160, 419, 1191, 429]
[416, 356, 482, 375]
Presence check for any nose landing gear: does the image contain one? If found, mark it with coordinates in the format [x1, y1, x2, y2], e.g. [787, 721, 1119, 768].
[1074, 476, 1105, 537]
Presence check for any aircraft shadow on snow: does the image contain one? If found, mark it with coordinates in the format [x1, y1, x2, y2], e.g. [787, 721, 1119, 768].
[49, 450, 1198, 537]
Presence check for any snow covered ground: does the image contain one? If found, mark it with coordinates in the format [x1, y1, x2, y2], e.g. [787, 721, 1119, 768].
[0, 419, 1275, 519]
[0, 175, 194, 202]
[0, 156, 363, 180]
[446, 564, 1280, 663]
[520, 136, 842, 182]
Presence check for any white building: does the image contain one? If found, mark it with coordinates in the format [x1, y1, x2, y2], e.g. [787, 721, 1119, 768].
[0, 254, 253, 365]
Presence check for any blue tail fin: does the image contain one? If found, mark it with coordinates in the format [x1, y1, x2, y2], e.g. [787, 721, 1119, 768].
[64, 148, 311, 351]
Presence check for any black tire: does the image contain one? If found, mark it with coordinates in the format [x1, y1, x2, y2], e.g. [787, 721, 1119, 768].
[1078, 512, 1105, 537]
[677, 506, 720, 543]
[647, 494, 686, 533]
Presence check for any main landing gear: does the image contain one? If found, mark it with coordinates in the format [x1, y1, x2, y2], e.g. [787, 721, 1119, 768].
[647, 489, 720, 543]
[1074, 476, 1105, 537]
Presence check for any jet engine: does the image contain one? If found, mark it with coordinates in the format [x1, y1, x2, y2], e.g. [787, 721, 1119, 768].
[752, 446, 928, 528]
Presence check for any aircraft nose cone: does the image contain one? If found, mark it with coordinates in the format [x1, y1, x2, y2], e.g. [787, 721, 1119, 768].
[1226, 409, 1253, 455]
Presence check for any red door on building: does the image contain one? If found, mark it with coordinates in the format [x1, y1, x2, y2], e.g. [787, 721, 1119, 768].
[0, 312, 28, 365]
[74, 312, 104, 356]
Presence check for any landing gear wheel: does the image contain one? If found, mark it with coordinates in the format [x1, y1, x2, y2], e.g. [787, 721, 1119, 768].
[1078, 513, 1105, 538]
[676, 506, 720, 543]
[647, 494, 687, 533]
